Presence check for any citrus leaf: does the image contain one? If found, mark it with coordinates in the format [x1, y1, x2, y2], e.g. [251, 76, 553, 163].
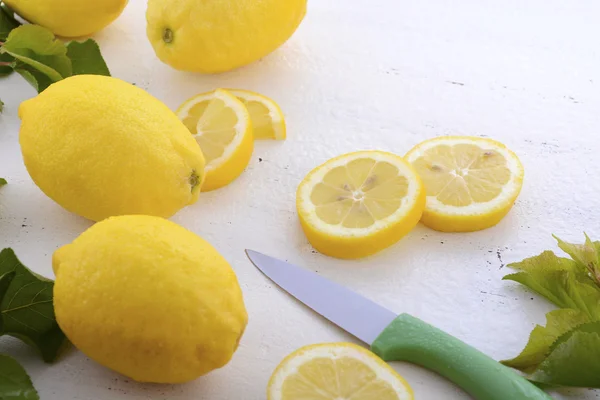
[504, 250, 600, 318]
[0, 3, 21, 41]
[529, 323, 600, 387]
[0, 354, 39, 400]
[501, 308, 590, 372]
[0, 52, 14, 76]
[0, 248, 67, 362]
[0, 25, 72, 87]
[66, 39, 110, 76]
[14, 64, 54, 92]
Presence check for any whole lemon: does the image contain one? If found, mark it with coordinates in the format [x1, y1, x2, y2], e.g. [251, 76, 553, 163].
[146, 0, 307, 73]
[19, 75, 205, 222]
[53, 215, 248, 383]
[3, 0, 128, 38]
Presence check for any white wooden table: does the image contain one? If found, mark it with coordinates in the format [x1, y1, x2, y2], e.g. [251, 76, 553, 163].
[1, 0, 599, 398]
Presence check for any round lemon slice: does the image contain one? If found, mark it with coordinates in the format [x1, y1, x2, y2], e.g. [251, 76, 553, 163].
[227, 89, 286, 140]
[268, 343, 414, 400]
[296, 151, 426, 259]
[405, 136, 524, 232]
[177, 89, 253, 191]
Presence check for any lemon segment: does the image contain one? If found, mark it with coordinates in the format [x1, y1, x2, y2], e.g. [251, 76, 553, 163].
[268, 343, 413, 400]
[405, 136, 524, 232]
[297, 151, 426, 259]
[227, 89, 286, 140]
[177, 89, 254, 191]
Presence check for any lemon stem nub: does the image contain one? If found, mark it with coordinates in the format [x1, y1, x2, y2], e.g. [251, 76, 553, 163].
[163, 28, 174, 43]
[189, 170, 200, 191]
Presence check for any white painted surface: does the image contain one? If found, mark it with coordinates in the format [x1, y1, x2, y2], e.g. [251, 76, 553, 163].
[1, 0, 599, 398]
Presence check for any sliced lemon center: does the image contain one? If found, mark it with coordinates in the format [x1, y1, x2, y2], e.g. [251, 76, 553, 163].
[182, 97, 240, 166]
[412, 144, 511, 207]
[310, 159, 409, 228]
[281, 356, 399, 400]
[237, 98, 276, 139]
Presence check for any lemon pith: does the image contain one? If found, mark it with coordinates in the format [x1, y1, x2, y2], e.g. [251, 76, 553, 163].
[227, 89, 286, 140]
[52, 215, 248, 384]
[268, 343, 414, 400]
[405, 136, 524, 232]
[177, 89, 253, 191]
[297, 151, 426, 259]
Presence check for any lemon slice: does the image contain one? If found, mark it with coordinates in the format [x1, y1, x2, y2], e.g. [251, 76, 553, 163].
[177, 89, 253, 191]
[405, 136, 524, 232]
[268, 343, 414, 400]
[296, 151, 426, 259]
[227, 89, 286, 140]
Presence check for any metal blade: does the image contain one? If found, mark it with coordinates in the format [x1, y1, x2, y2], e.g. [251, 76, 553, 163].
[246, 250, 397, 345]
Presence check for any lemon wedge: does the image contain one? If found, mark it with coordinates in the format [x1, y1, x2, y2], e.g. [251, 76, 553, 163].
[405, 136, 524, 232]
[268, 343, 414, 400]
[296, 151, 426, 259]
[227, 89, 286, 140]
[177, 89, 253, 191]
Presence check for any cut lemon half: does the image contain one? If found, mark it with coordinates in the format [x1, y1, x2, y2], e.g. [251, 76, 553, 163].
[227, 89, 286, 140]
[268, 343, 414, 400]
[177, 89, 253, 191]
[296, 151, 426, 259]
[405, 136, 524, 232]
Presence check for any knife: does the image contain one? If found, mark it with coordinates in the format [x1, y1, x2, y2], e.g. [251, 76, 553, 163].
[245, 249, 553, 400]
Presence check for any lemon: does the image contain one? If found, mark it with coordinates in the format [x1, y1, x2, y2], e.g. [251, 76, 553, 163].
[19, 75, 205, 222]
[405, 136, 524, 232]
[53, 215, 248, 384]
[296, 151, 426, 259]
[4, 0, 128, 37]
[177, 89, 253, 191]
[268, 343, 414, 400]
[146, 0, 307, 73]
[227, 89, 286, 140]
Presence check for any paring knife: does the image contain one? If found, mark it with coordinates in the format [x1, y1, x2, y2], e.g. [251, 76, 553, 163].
[245, 250, 553, 400]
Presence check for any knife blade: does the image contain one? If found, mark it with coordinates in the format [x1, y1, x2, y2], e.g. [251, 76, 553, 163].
[246, 249, 553, 400]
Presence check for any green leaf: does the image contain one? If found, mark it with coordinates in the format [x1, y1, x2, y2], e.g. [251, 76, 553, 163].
[0, 25, 72, 90]
[0, 3, 21, 41]
[529, 322, 600, 387]
[0, 52, 15, 76]
[0, 354, 39, 400]
[0, 248, 66, 362]
[554, 234, 600, 287]
[0, 177, 6, 186]
[501, 308, 590, 372]
[66, 39, 111, 76]
[504, 250, 600, 318]
[14, 64, 54, 92]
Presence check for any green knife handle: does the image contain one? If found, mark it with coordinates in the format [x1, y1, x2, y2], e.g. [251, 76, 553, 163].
[371, 314, 553, 400]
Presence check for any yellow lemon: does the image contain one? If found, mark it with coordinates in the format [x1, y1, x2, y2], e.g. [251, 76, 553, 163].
[268, 343, 414, 400]
[296, 151, 426, 259]
[405, 136, 524, 232]
[177, 89, 253, 191]
[53, 215, 248, 384]
[19, 75, 205, 222]
[4, 0, 128, 37]
[227, 89, 286, 140]
[146, 0, 307, 73]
